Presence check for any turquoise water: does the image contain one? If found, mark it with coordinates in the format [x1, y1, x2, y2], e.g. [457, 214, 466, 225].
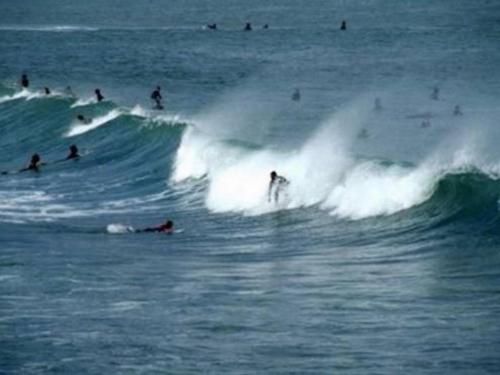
[1, 1, 500, 373]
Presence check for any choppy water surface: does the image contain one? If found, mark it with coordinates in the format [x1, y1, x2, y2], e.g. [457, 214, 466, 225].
[1, 0, 500, 373]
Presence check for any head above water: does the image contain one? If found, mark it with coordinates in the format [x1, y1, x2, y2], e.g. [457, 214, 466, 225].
[270, 171, 277, 180]
[70, 145, 78, 154]
[165, 220, 173, 229]
[77, 114, 84, 121]
[31, 154, 40, 164]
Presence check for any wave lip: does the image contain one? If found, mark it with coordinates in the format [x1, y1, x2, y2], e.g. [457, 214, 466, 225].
[65, 109, 122, 137]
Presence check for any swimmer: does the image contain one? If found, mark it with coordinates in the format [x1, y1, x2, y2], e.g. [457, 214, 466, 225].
[66, 145, 80, 160]
[65, 86, 75, 97]
[20, 154, 43, 172]
[263, 24, 269, 29]
[374, 97, 382, 111]
[44, 87, 51, 95]
[340, 20, 347, 30]
[77, 114, 92, 124]
[137, 219, 174, 234]
[206, 23, 217, 30]
[421, 119, 431, 128]
[268, 171, 289, 203]
[292, 88, 301, 102]
[431, 87, 439, 100]
[150, 86, 163, 109]
[244, 22, 252, 31]
[95, 88, 104, 102]
[21, 74, 29, 88]
[453, 105, 463, 116]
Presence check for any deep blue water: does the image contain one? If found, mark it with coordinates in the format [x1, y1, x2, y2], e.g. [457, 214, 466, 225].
[1, 1, 500, 373]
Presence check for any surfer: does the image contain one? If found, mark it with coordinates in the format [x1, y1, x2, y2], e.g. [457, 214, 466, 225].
[76, 114, 92, 124]
[268, 171, 289, 203]
[453, 105, 463, 116]
[206, 23, 217, 30]
[44, 87, 51, 95]
[20, 154, 43, 172]
[21, 74, 29, 88]
[95, 88, 104, 102]
[151, 86, 163, 109]
[431, 87, 439, 100]
[340, 20, 347, 30]
[292, 88, 301, 102]
[244, 22, 252, 31]
[137, 219, 174, 234]
[67, 145, 80, 160]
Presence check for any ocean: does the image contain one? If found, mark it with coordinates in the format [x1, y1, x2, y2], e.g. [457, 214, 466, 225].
[1, 0, 500, 373]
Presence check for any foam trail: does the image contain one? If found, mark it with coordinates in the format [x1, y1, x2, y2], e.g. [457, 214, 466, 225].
[107, 224, 134, 234]
[65, 109, 121, 137]
[0, 89, 43, 104]
[71, 97, 97, 108]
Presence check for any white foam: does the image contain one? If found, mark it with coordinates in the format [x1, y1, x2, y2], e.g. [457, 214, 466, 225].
[65, 109, 122, 137]
[70, 97, 97, 108]
[106, 224, 134, 234]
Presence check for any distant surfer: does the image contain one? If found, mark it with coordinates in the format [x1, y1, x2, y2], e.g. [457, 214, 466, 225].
[206, 23, 217, 30]
[21, 74, 29, 88]
[263, 24, 269, 29]
[244, 22, 252, 31]
[374, 97, 382, 111]
[292, 88, 301, 102]
[44, 87, 51, 95]
[340, 20, 347, 30]
[431, 87, 439, 100]
[137, 219, 174, 234]
[268, 171, 289, 203]
[20, 154, 43, 172]
[151, 86, 164, 110]
[95, 88, 104, 102]
[67, 145, 80, 160]
[453, 105, 463, 116]
[421, 119, 431, 128]
[77, 114, 92, 124]
[65, 86, 75, 97]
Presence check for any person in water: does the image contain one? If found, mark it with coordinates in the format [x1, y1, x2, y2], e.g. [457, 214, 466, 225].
[44, 87, 51, 95]
[67, 145, 80, 160]
[431, 87, 439, 100]
[206, 23, 217, 30]
[77, 114, 92, 124]
[340, 20, 347, 30]
[151, 86, 163, 109]
[95, 88, 104, 102]
[453, 105, 463, 116]
[137, 219, 174, 234]
[21, 74, 29, 88]
[268, 171, 289, 203]
[292, 88, 301, 102]
[244, 22, 252, 31]
[20, 154, 42, 172]
[263, 24, 269, 29]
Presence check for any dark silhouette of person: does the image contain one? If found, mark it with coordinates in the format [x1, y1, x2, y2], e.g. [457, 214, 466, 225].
[207, 23, 217, 30]
[44, 87, 51, 95]
[431, 87, 439, 100]
[263, 24, 269, 29]
[95, 89, 104, 102]
[77, 114, 92, 124]
[150, 86, 163, 109]
[453, 105, 463, 116]
[268, 171, 289, 203]
[21, 74, 29, 88]
[138, 219, 174, 234]
[292, 88, 301, 102]
[67, 145, 80, 160]
[244, 22, 252, 31]
[340, 20, 347, 30]
[20, 154, 42, 172]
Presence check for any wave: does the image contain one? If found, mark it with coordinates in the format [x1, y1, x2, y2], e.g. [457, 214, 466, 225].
[65, 109, 122, 137]
[0, 25, 99, 32]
